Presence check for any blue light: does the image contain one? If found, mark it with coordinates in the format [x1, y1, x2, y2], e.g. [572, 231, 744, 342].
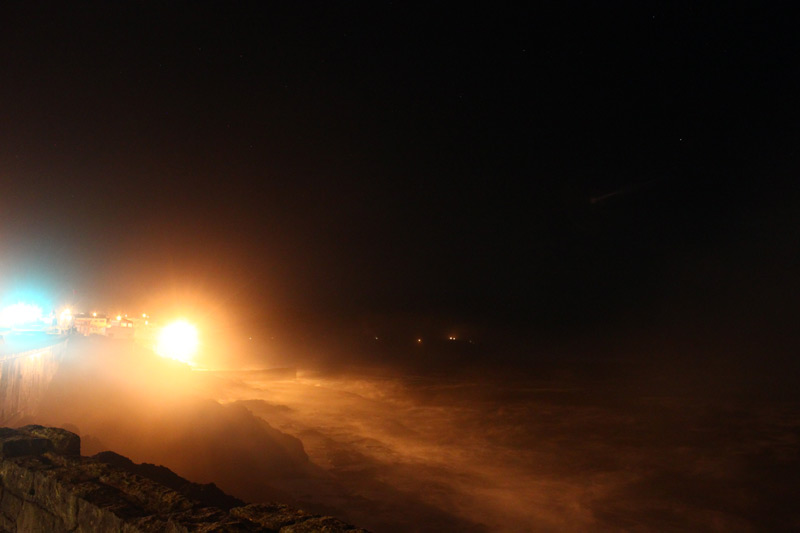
[0, 303, 45, 328]
[0, 287, 56, 330]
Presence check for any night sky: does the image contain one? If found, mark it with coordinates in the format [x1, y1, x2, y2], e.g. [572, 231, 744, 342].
[2, 3, 798, 352]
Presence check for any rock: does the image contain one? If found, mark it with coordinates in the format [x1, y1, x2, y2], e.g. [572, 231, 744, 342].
[281, 516, 370, 533]
[18, 425, 81, 455]
[0, 426, 369, 532]
[230, 504, 369, 532]
[93, 451, 246, 511]
[0, 434, 51, 458]
[231, 503, 314, 530]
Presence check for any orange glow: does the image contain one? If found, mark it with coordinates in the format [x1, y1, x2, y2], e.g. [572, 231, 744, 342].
[156, 320, 199, 366]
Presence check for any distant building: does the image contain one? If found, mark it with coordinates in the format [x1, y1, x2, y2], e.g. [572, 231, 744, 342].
[74, 314, 109, 336]
[106, 317, 135, 339]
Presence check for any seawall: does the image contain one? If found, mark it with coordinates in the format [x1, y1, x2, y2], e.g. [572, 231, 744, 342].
[0, 339, 68, 424]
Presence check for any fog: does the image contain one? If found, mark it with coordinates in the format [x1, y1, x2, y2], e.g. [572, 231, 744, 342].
[19, 326, 800, 532]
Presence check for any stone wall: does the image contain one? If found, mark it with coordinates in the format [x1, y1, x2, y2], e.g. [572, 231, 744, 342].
[0, 426, 367, 532]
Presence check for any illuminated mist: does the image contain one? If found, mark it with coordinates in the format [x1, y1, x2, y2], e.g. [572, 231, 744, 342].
[23, 327, 800, 532]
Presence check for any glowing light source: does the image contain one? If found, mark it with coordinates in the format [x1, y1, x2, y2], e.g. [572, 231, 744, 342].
[156, 320, 199, 365]
[92, 312, 97, 317]
[58, 308, 73, 331]
[116, 315, 122, 321]
[0, 303, 44, 328]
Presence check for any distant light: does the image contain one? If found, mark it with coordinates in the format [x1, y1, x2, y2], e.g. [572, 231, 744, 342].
[449, 336, 456, 340]
[145, 320, 148, 325]
[142, 313, 147, 318]
[116, 315, 121, 321]
[417, 338, 422, 343]
[92, 312, 97, 317]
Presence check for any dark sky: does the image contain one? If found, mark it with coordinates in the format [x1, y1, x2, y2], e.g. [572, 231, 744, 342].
[1, 3, 798, 343]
